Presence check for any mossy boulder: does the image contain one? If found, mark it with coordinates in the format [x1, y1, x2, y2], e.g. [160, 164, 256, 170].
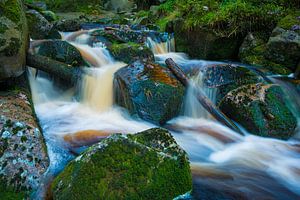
[108, 43, 154, 63]
[51, 128, 192, 200]
[265, 27, 300, 72]
[114, 61, 185, 125]
[219, 83, 297, 139]
[26, 9, 61, 39]
[36, 40, 88, 67]
[0, 0, 28, 81]
[201, 64, 263, 103]
[172, 19, 243, 60]
[239, 32, 291, 75]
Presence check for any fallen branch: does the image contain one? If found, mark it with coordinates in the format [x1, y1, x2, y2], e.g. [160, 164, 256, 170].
[165, 58, 244, 135]
[27, 53, 83, 85]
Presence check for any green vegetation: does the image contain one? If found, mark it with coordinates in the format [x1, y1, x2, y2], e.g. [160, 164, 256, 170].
[52, 128, 192, 200]
[0, 178, 27, 200]
[136, 0, 298, 36]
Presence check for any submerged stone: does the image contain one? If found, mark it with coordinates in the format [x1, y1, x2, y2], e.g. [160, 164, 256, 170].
[219, 83, 297, 139]
[0, 0, 28, 81]
[114, 61, 185, 125]
[51, 128, 192, 200]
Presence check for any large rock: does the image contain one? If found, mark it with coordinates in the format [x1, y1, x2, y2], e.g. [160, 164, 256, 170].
[239, 32, 291, 75]
[108, 42, 154, 64]
[171, 19, 243, 60]
[201, 64, 263, 103]
[265, 27, 300, 71]
[0, 81, 49, 198]
[26, 9, 61, 39]
[0, 0, 28, 81]
[114, 61, 185, 125]
[51, 128, 192, 200]
[219, 83, 297, 139]
[36, 40, 88, 67]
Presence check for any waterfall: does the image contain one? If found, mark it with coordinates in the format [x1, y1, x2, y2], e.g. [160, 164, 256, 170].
[27, 29, 300, 200]
[146, 36, 175, 55]
[81, 63, 125, 111]
[183, 71, 217, 119]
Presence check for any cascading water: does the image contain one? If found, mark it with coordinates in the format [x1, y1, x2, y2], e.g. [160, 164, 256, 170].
[147, 35, 300, 198]
[28, 30, 300, 199]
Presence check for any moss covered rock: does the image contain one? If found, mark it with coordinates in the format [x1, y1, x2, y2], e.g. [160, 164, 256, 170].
[172, 19, 243, 60]
[51, 128, 192, 200]
[201, 64, 263, 103]
[265, 27, 300, 72]
[239, 32, 291, 75]
[26, 9, 61, 39]
[219, 83, 297, 139]
[36, 40, 88, 67]
[114, 61, 185, 125]
[41, 10, 58, 22]
[0, 0, 28, 81]
[109, 42, 154, 63]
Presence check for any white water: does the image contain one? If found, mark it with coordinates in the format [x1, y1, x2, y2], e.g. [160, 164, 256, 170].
[28, 31, 300, 199]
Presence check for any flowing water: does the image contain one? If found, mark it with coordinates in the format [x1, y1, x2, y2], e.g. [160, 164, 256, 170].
[28, 31, 300, 199]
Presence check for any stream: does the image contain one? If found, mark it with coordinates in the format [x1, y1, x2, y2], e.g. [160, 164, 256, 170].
[28, 29, 300, 199]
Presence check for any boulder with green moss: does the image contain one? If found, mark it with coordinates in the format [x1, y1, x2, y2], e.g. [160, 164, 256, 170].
[239, 32, 291, 75]
[51, 128, 192, 200]
[0, 0, 28, 81]
[114, 61, 185, 125]
[109, 43, 154, 63]
[26, 9, 61, 39]
[219, 83, 297, 139]
[265, 27, 300, 72]
[201, 64, 263, 103]
[36, 40, 88, 67]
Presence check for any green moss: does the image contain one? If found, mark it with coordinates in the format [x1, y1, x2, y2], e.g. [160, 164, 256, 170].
[277, 11, 300, 34]
[109, 43, 154, 64]
[0, 0, 22, 24]
[0, 178, 26, 200]
[4, 38, 20, 57]
[52, 129, 192, 200]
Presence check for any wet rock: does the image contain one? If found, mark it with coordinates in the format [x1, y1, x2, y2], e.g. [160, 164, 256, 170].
[265, 27, 300, 71]
[172, 19, 243, 60]
[26, 9, 61, 39]
[219, 83, 297, 139]
[114, 61, 185, 125]
[36, 40, 88, 67]
[0, 0, 28, 81]
[52, 128, 192, 200]
[0, 89, 49, 198]
[108, 42, 154, 63]
[239, 32, 291, 75]
[201, 64, 263, 103]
